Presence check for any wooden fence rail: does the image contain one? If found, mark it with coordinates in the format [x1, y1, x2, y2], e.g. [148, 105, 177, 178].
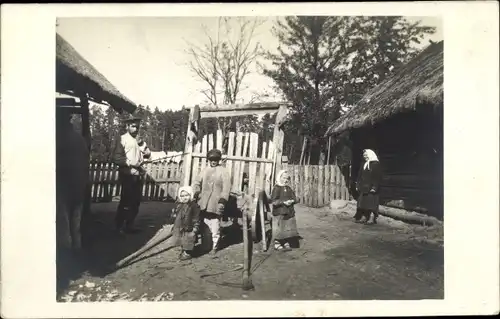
[285, 164, 352, 208]
[89, 160, 183, 203]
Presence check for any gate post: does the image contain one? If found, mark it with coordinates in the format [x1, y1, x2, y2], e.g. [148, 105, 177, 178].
[271, 104, 288, 182]
[182, 108, 195, 187]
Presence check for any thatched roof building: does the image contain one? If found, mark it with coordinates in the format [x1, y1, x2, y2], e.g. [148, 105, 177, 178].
[325, 41, 443, 137]
[324, 41, 444, 219]
[56, 33, 137, 113]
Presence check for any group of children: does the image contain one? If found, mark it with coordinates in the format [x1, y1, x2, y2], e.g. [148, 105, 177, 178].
[169, 148, 301, 260]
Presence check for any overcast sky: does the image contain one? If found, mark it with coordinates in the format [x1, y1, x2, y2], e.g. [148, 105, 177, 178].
[57, 16, 443, 111]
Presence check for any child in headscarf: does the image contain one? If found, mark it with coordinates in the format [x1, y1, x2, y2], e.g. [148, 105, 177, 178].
[354, 149, 382, 224]
[271, 169, 300, 251]
[171, 186, 201, 260]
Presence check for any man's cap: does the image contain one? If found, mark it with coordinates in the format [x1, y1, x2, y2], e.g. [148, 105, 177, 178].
[122, 115, 142, 124]
[207, 148, 222, 160]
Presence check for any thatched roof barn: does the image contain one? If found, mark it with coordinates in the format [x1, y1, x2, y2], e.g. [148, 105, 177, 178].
[325, 41, 444, 219]
[326, 41, 443, 136]
[56, 33, 136, 113]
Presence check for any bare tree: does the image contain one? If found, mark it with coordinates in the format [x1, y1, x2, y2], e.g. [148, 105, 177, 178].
[185, 17, 266, 138]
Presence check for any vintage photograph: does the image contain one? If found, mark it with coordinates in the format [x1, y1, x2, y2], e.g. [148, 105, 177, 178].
[55, 16, 444, 302]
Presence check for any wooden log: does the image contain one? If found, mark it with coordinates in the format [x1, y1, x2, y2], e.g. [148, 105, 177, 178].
[115, 225, 174, 268]
[344, 201, 442, 226]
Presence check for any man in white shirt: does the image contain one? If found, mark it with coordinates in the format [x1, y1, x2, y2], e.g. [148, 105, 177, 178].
[111, 116, 151, 234]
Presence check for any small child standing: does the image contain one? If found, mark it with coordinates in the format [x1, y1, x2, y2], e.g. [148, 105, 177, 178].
[271, 170, 300, 251]
[171, 186, 201, 260]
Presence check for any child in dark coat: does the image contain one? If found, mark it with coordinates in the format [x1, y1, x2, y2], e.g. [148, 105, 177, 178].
[271, 169, 300, 251]
[171, 186, 201, 260]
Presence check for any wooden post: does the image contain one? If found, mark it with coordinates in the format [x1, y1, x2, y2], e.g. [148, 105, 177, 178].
[299, 136, 307, 165]
[271, 104, 288, 181]
[182, 108, 195, 186]
[80, 95, 92, 249]
[326, 136, 332, 165]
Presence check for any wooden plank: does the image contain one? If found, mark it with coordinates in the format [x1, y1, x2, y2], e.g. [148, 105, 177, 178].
[182, 108, 195, 186]
[318, 164, 324, 207]
[326, 136, 332, 165]
[271, 104, 288, 177]
[336, 165, 342, 200]
[239, 133, 250, 193]
[197, 102, 286, 112]
[200, 134, 208, 174]
[265, 141, 275, 196]
[216, 129, 223, 151]
[191, 153, 274, 163]
[293, 165, 300, 204]
[208, 133, 214, 152]
[192, 140, 202, 186]
[226, 132, 235, 181]
[257, 142, 267, 195]
[324, 165, 330, 204]
[248, 133, 259, 196]
[312, 166, 318, 207]
[304, 165, 310, 206]
[232, 132, 243, 193]
[200, 109, 281, 119]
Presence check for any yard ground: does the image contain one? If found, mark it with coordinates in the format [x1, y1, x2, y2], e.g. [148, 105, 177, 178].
[57, 201, 443, 301]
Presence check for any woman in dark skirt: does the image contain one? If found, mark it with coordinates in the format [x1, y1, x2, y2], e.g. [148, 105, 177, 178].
[171, 186, 201, 260]
[271, 169, 300, 251]
[354, 149, 382, 224]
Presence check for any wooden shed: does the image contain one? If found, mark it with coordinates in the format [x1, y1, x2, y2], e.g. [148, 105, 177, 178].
[325, 41, 444, 219]
[56, 33, 138, 246]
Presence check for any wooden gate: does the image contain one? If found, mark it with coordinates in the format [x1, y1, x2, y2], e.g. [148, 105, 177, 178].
[190, 130, 276, 197]
[181, 102, 290, 198]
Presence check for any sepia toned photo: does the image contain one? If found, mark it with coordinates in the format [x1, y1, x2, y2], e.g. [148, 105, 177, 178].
[2, 2, 499, 318]
[55, 15, 444, 302]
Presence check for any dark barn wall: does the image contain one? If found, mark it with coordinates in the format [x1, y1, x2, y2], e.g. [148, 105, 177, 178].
[349, 105, 443, 219]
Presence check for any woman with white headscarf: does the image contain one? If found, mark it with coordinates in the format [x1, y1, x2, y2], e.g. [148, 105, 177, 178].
[354, 149, 382, 224]
[271, 169, 300, 251]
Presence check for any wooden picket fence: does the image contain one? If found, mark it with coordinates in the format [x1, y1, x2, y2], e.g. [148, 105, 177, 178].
[89, 160, 183, 202]
[285, 164, 352, 208]
[190, 130, 276, 198]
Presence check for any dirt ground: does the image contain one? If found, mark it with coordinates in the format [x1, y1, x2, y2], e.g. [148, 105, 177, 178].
[57, 201, 444, 301]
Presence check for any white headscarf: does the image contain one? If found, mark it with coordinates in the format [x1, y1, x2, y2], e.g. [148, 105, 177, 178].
[363, 149, 379, 170]
[178, 186, 194, 200]
[275, 169, 290, 187]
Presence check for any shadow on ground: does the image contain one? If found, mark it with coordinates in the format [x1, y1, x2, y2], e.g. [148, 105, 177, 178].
[56, 201, 247, 298]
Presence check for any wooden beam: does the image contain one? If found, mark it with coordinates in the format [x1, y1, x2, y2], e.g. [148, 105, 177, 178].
[191, 102, 290, 112]
[56, 97, 81, 107]
[191, 153, 274, 163]
[200, 108, 281, 119]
